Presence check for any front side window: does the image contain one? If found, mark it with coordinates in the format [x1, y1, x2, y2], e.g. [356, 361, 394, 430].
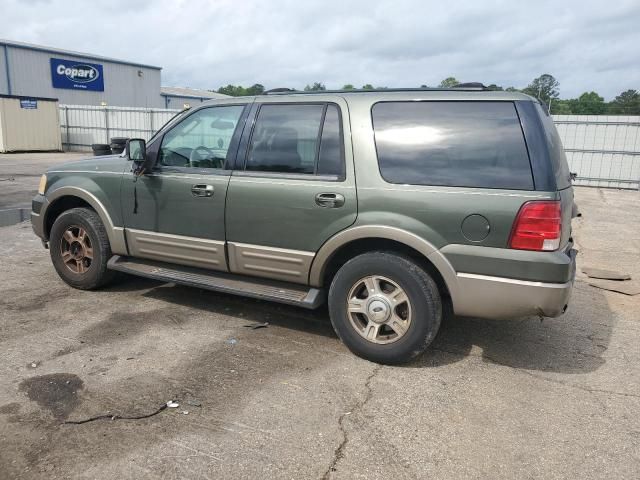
[372, 101, 534, 190]
[245, 103, 345, 177]
[159, 105, 244, 169]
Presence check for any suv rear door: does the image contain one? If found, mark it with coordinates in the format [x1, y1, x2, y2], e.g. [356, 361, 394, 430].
[225, 96, 356, 284]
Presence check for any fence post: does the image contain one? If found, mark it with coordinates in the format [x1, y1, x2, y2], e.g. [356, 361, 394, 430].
[104, 107, 110, 144]
[64, 106, 70, 151]
[149, 108, 154, 137]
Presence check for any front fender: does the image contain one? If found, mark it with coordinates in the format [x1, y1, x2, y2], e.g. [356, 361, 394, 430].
[42, 179, 127, 255]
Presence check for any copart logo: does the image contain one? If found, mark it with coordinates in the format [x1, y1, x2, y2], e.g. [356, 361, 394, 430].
[56, 63, 99, 83]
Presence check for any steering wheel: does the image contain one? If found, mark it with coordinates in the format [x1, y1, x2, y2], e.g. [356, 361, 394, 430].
[189, 145, 216, 167]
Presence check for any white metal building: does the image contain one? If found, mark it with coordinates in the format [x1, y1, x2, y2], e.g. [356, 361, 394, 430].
[160, 86, 229, 109]
[0, 39, 164, 108]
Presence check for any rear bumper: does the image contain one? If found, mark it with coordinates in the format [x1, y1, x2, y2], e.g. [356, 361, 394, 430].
[453, 249, 576, 319]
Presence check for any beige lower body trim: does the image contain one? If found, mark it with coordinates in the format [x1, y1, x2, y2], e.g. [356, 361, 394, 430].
[228, 242, 314, 284]
[454, 272, 573, 319]
[125, 229, 227, 271]
[111, 227, 128, 255]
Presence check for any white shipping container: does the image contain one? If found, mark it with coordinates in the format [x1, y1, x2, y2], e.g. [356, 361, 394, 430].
[0, 95, 62, 152]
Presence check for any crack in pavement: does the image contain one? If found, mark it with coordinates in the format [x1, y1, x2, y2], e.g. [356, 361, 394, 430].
[321, 364, 382, 480]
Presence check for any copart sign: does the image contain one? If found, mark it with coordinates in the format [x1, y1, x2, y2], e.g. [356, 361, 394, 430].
[50, 58, 104, 92]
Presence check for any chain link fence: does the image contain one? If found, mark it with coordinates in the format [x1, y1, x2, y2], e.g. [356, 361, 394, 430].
[59, 105, 640, 190]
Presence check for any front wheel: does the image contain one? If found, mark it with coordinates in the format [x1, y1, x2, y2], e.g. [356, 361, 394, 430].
[328, 252, 442, 364]
[49, 207, 116, 290]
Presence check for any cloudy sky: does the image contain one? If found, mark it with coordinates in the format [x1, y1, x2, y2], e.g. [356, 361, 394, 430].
[1, 0, 639, 99]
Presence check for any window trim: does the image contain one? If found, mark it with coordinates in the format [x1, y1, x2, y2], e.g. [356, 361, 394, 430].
[370, 100, 536, 191]
[239, 101, 346, 182]
[154, 103, 250, 175]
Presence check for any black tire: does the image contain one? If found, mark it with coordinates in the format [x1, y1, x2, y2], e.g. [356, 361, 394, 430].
[49, 207, 116, 290]
[328, 252, 442, 364]
[110, 137, 128, 146]
[91, 144, 112, 156]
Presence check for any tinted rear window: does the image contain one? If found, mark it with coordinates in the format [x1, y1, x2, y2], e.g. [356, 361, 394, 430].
[534, 103, 571, 190]
[372, 101, 534, 190]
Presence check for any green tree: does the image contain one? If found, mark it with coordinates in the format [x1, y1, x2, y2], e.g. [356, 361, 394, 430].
[505, 86, 520, 92]
[486, 84, 504, 91]
[245, 83, 265, 95]
[304, 82, 326, 91]
[342, 84, 355, 90]
[522, 74, 560, 104]
[550, 99, 572, 114]
[361, 84, 374, 90]
[608, 89, 640, 114]
[217, 84, 247, 96]
[569, 91, 606, 115]
[438, 77, 459, 88]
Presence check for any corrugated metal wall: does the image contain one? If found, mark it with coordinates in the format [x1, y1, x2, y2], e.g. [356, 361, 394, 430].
[553, 115, 640, 189]
[0, 46, 8, 95]
[0, 97, 62, 152]
[59, 105, 179, 150]
[1, 45, 163, 107]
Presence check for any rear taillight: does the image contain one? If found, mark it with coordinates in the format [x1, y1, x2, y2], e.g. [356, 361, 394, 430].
[509, 201, 562, 251]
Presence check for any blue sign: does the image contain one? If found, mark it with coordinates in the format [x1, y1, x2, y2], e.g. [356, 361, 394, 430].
[20, 99, 38, 109]
[50, 57, 104, 92]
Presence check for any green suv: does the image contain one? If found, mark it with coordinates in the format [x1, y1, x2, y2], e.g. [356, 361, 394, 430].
[31, 88, 576, 364]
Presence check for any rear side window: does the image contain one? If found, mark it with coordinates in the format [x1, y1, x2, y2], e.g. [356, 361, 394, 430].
[372, 101, 534, 190]
[245, 103, 345, 178]
[534, 103, 571, 189]
[317, 104, 345, 177]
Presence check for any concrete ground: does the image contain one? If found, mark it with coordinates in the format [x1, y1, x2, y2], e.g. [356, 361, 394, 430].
[0, 152, 639, 479]
[0, 152, 86, 210]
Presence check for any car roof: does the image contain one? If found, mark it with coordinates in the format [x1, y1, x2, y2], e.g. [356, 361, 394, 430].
[196, 88, 536, 108]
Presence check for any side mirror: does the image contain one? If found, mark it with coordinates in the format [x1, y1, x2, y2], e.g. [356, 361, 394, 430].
[126, 139, 153, 174]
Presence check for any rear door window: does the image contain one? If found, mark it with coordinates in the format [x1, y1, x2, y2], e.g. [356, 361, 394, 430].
[245, 103, 345, 178]
[372, 101, 534, 190]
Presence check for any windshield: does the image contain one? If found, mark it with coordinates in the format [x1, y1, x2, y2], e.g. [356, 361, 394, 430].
[147, 108, 190, 145]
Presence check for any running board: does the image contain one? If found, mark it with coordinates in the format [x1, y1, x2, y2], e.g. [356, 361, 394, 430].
[107, 255, 324, 309]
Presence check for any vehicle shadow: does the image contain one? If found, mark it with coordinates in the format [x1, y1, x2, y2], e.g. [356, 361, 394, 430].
[105, 276, 613, 375]
[410, 281, 613, 374]
[136, 279, 338, 339]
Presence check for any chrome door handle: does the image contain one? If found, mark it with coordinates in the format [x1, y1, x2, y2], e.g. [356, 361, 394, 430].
[191, 184, 214, 197]
[315, 193, 345, 208]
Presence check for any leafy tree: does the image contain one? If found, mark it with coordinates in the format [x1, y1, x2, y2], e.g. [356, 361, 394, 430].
[505, 86, 520, 92]
[522, 74, 560, 104]
[304, 82, 326, 91]
[420, 84, 428, 88]
[438, 77, 460, 88]
[486, 84, 504, 91]
[361, 84, 374, 90]
[217, 84, 246, 96]
[550, 99, 572, 114]
[245, 84, 265, 95]
[342, 84, 355, 90]
[569, 91, 606, 115]
[608, 89, 640, 114]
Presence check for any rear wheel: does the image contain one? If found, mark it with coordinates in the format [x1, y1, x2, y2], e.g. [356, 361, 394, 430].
[328, 252, 442, 364]
[49, 207, 116, 290]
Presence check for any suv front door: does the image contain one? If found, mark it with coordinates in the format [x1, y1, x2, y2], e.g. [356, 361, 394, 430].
[225, 98, 357, 284]
[121, 103, 248, 270]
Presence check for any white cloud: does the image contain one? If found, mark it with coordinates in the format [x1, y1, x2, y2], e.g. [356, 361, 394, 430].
[1, 0, 639, 98]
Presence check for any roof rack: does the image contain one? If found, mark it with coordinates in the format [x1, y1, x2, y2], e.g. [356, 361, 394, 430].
[263, 84, 488, 95]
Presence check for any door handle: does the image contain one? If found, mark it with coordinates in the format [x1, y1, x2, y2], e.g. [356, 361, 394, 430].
[315, 193, 345, 208]
[191, 184, 214, 197]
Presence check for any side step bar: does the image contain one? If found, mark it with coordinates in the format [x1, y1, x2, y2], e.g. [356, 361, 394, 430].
[107, 255, 325, 309]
